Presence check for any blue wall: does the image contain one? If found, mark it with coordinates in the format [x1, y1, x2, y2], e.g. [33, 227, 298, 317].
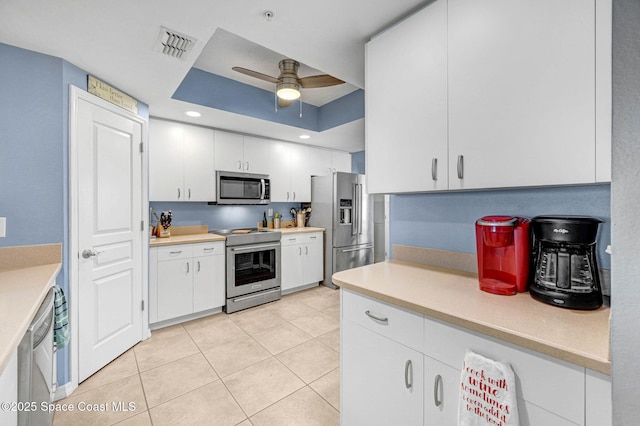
[1, 44, 65, 248]
[149, 202, 302, 230]
[389, 184, 612, 269]
[352, 151, 365, 174]
[0, 43, 149, 388]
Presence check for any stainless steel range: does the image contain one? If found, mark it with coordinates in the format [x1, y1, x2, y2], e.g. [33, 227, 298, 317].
[210, 228, 281, 313]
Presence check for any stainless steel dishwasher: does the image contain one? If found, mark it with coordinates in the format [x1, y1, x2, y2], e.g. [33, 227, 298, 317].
[17, 287, 56, 426]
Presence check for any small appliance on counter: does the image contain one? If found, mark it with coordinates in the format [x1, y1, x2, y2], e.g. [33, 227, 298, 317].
[529, 216, 603, 310]
[475, 216, 530, 295]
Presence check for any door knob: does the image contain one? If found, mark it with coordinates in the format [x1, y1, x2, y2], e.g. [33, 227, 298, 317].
[82, 249, 99, 259]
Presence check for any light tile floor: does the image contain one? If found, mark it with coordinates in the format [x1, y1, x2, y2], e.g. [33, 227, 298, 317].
[53, 285, 340, 426]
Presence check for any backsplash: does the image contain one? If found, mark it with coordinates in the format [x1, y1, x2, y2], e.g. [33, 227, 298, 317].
[388, 184, 612, 270]
[149, 202, 302, 231]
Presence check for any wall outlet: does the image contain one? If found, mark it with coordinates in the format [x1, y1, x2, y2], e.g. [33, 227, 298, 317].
[268, 208, 273, 217]
[0, 217, 5, 238]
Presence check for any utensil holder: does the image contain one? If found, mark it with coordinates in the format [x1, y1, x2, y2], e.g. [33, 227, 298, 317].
[274, 218, 281, 229]
[156, 221, 170, 238]
[296, 213, 306, 228]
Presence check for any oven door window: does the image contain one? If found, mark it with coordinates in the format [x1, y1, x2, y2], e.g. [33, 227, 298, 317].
[234, 248, 276, 287]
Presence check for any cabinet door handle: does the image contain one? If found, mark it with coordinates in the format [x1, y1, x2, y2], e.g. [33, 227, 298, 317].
[237, 160, 242, 170]
[188, 188, 191, 199]
[305, 246, 308, 255]
[298, 247, 302, 255]
[434, 374, 443, 407]
[177, 188, 181, 199]
[364, 310, 388, 324]
[186, 262, 190, 274]
[457, 155, 464, 179]
[286, 191, 290, 201]
[197, 260, 201, 272]
[405, 360, 413, 390]
[293, 191, 296, 201]
[245, 161, 249, 171]
[431, 158, 438, 181]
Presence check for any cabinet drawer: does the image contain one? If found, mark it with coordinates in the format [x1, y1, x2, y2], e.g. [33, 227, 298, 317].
[423, 316, 584, 425]
[281, 235, 303, 246]
[192, 241, 224, 257]
[342, 289, 423, 352]
[281, 232, 322, 246]
[156, 245, 193, 261]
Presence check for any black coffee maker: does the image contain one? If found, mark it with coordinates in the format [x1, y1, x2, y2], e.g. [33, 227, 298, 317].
[529, 216, 603, 310]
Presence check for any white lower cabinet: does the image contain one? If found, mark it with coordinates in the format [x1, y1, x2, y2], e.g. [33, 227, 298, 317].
[342, 321, 424, 426]
[423, 355, 459, 425]
[280, 232, 323, 293]
[341, 289, 612, 426]
[150, 242, 225, 325]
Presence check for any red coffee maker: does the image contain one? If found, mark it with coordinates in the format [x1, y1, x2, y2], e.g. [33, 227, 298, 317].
[475, 216, 530, 295]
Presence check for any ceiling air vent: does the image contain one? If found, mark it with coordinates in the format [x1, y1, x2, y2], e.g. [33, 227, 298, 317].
[155, 27, 196, 60]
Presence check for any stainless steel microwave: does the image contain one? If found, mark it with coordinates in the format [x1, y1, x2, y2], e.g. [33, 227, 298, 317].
[215, 171, 270, 205]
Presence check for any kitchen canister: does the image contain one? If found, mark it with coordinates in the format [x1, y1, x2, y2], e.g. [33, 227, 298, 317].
[297, 212, 306, 228]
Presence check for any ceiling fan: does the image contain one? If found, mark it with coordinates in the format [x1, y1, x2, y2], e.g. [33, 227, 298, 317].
[232, 59, 345, 108]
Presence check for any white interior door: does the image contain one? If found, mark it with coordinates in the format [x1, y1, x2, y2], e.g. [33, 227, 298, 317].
[74, 90, 145, 382]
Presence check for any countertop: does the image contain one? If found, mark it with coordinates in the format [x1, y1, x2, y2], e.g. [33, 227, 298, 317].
[0, 244, 62, 373]
[149, 225, 325, 247]
[275, 226, 324, 235]
[333, 260, 611, 375]
[150, 233, 226, 247]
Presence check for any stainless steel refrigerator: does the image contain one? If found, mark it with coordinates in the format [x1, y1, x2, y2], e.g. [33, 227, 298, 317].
[310, 172, 374, 288]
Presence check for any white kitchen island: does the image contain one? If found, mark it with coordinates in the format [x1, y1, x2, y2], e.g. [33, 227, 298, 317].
[334, 260, 611, 426]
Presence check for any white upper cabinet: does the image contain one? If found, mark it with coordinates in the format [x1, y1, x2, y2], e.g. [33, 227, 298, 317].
[365, 0, 611, 193]
[448, 0, 597, 190]
[269, 141, 311, 202]
[366, 0, 448, 194]
[307, 148, 352, 177]
[149, 119, 215, 202]
[331, 151, 352, 173]
[214, 131, 270, 174]
[183, 125, 216, 201]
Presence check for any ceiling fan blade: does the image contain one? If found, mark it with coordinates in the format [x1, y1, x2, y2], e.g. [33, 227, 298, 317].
[298, 74, 345, 88]
[232, 66, 280, 84]
[278, 97, 293, 108]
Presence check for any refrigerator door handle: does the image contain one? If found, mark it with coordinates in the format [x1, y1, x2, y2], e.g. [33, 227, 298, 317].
[358, 183, 363, 235]
[352, 183, 358, 236]
[341, 244, 374, 253]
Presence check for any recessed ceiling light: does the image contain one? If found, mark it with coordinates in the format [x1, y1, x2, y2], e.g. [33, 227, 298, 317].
[185, 111, 201, 117]
[299, 134, 311, 140]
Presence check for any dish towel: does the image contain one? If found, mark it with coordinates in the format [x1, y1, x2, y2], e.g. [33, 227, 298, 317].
[458, 349, 519, 426]
[53, 285, 70, 349]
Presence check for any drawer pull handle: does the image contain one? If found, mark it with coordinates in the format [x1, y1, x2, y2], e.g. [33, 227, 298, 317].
[203, 248, 215, 252]
[405, 360, 413, 390]
[364, 310, 388, 324]
[434, 374, 443, 407]
[169, 251, 182, 255]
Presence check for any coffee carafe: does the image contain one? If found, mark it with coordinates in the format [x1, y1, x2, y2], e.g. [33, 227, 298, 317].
[529, 216, 603, 310]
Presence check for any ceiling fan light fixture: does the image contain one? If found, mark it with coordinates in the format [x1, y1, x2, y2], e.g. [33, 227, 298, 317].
[276, 82, 301, 100]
